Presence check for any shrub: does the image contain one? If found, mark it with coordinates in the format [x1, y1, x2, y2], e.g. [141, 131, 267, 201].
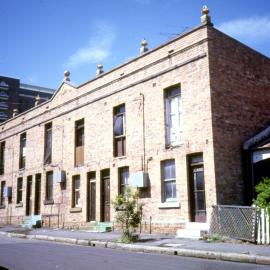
[253, 177, 270, 209]
[113, 187, 142, 243]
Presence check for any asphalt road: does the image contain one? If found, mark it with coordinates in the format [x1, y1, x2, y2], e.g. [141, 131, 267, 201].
[0, 235, 269, 270]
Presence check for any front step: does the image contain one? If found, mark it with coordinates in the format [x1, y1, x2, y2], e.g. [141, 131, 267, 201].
[83, 222, 113, 232]
[176, 222, 209, 239]
[21, 215, 42, 229]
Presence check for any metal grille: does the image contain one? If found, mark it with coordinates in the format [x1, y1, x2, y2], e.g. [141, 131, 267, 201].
[210, 205, 259, 242]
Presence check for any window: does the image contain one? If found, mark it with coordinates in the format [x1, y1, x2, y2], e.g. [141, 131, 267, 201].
[75, 119, 84, 166]
[165, 86, 182, 146]
[119, 167, 129, 195]
[113, 104, 126, 157]
[17, 178, 23, 204]
[161, 159, 176, 202]
[0, 181, 6, 206]
[72, 175, 80, 208]
[0, 141, 5, 175]
[45, 171, 53, 202]
[19, 133, 26, 169]
[44, 122, 52, 164]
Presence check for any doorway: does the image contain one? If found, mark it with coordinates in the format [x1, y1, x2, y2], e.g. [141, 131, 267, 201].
[34, 174, 41, 215]
[100, 169, 110, 222]
[188, 154, 206, 222]
[26, 176, 32, 216]
[87, 172, 96, 222]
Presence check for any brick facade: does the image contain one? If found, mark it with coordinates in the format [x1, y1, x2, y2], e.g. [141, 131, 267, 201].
[0, 17, 269, 233]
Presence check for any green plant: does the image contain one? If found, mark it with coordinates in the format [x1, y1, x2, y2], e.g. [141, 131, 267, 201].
[253, 177, 270, 209]
[113, 187, 142, 243]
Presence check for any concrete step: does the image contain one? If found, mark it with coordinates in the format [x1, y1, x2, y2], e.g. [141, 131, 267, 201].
[176, 222, 209, 239]
[21, 215, 42, 228]
[87, 222, 113, 232]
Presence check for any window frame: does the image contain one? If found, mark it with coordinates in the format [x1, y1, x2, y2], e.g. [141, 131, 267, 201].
[72, 175, 81, 208]
[45, 171, 54, 203]
[0, 141, 5, 175]
[164, 85, 182, 147]
[113, 104, 126, 157]
[119, 167, 129, 195]
[19, 133, 27, 169]
[74, 119, 84, 166]
[16, 177, 23, 205]
[0, 180, 6, 207]
[161, 159, 177, 203]
[44, 122, 52, 165]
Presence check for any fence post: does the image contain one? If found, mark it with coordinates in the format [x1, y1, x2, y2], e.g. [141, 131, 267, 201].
[266, 209, 269, 244]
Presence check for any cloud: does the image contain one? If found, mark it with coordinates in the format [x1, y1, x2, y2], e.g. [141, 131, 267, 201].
[65, 22, 116, 69]
[218, 16, 270, 44]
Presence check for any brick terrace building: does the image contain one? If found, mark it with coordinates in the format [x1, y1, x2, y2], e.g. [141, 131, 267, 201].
[0, 7, 269, 233]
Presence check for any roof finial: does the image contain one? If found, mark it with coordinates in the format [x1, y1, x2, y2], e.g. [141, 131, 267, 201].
[12, 108, 19, 117]
[140, 38, 148, 55]
[63, 70, 70, 82]
[35, 94, 41, 106]
[96, 64, 104, 76]
[201, 5, 213, 26]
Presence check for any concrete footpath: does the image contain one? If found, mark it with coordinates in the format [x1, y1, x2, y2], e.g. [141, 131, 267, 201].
[1, 226, 270, 266]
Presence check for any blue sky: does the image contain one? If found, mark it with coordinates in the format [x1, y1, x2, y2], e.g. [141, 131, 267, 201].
[1, 0, 270, 89]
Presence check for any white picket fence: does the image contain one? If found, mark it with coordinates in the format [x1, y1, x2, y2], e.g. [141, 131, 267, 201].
[257, 208, 270, 244]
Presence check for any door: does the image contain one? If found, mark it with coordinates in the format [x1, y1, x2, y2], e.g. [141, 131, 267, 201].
[34, 174, 41, 215]
[101, 169, 110, 222]
[26, 176, 32, 216]
[89, 181, 96, 221]
[188, 154, 206, 222]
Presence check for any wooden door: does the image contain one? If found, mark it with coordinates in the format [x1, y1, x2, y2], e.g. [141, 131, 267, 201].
[101, 170, 110, 222]
[26, 177, 32, 216]
[188, 155, 206, 222]
[34, 174, 41, 215]
[89, 181, 96, 221]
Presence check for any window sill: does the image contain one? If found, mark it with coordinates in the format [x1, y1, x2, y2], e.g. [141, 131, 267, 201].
[70, 207, 82, 213]
[44, 199, 54, 205]
[165, 144, 183, 150]
[113, 156, 127, 160]
[158, 202, 180, 209]
[0, 205, 6, 209]
[15, 202, 23, 208]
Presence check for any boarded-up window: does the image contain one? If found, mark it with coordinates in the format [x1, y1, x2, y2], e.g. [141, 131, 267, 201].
[113, 104, 126, 157]
[119, 167, 129, 195]
[165, 86, 182, 146]
[75, 119, 84, 166]
[19, 133, 26, 169]
[161, 159, 176, 202]
[17, 177, 23, 204]
[72, 175, 80, 207]
[0, 181, 6, 206]
[46, 171, 53, 201]
[44, 122, 52, 164]
[0, 141, 5, 175]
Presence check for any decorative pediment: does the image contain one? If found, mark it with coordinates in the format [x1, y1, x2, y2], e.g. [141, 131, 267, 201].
[50, 82, 78, 103]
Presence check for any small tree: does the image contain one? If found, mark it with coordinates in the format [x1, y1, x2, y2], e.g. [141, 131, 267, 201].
[253, 177, 270, 209]
[113, 187, 142, 243]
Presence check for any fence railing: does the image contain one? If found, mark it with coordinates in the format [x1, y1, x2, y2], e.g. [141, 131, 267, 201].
[210, 205, 258, 242]
[210, 205, 270, 244]
[257, 208, 270, 244]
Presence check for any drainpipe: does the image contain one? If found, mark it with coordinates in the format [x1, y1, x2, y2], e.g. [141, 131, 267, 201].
[139, 93, 146, 172]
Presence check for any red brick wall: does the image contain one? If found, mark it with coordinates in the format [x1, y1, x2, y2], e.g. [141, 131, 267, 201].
[208, 27, 270, 205]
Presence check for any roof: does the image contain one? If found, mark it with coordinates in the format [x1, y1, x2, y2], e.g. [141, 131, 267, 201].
[20, 83, 55, 94]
